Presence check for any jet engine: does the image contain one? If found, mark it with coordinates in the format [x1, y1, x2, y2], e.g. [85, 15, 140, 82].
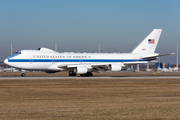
[109, 64, 122, 72]
[74, 66, 88, 74]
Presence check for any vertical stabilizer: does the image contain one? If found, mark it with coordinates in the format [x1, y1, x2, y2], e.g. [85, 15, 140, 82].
[131, 29, 162, 53]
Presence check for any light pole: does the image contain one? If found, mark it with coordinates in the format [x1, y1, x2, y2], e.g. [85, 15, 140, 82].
[147, 62, 149, 70]
[159, 57, 161, 70]
[54, 41, 57, 52]
[98, 41, 100, 53]
[10, 40, 13, 55]
[177, 43, 178, 72]
[10, 40, 13, 72]
[137, 42, 139, 72]
[137, 64, 139, 72]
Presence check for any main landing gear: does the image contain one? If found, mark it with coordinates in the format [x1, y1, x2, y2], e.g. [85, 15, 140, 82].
[68, 71, 93, 77]
[69, 71, 77, 76]
[80, 72, 93, 77]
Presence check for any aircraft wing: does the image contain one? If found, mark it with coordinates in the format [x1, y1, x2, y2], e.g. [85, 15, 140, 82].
[57, 62, 136, 72]
[57, 52, 174, 72]
[123, 61, 148, 65]
[58, 63, 110, 72]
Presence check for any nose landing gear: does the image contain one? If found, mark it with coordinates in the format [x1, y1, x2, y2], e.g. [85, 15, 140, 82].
[21, 73, 26, 77]
[69, 71, 77, 76]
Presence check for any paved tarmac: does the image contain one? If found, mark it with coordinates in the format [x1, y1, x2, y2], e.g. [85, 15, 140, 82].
[1, 76, 180, 79]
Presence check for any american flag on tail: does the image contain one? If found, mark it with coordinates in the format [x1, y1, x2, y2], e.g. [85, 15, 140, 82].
[148, 39, 155, 44]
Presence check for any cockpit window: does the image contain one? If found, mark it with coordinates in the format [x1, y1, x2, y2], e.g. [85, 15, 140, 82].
[15, 51, 21, 54]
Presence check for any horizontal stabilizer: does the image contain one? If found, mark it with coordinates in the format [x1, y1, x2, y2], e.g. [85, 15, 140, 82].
[141, 53, 175, 60]
[158, 53, 175, 57]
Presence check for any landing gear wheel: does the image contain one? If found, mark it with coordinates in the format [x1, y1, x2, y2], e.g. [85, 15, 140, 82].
[69, 71, 76, 76]
[87, 72, 93, 76]
[80, 74, 84, 77]
[21, 73, 26, 77]
[80, 72, 93, 77]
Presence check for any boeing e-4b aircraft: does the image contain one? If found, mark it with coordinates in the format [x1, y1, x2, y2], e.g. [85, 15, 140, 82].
[4, 29, 171, 77]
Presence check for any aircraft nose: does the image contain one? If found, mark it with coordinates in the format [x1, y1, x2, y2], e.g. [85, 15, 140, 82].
[4, 58, 8, 64]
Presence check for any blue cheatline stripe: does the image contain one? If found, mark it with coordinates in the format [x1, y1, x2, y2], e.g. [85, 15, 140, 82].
[8, 59, 146, 62]
[8, 54, 20, 59]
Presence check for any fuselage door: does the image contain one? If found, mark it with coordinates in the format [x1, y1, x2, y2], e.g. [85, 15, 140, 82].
[29, 58, 33, 64]
[79, 59, 83, 64]
[52, 59, 55, 64]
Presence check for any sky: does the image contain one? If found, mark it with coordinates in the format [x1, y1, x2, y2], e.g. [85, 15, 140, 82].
[0, 0, 180, 64]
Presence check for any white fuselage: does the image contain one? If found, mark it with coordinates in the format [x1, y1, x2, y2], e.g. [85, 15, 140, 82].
[4, 49, 157, 71]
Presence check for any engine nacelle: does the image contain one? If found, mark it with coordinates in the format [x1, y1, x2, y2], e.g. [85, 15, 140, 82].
[109, 64, 122, 72]
[74, 66, 88, 74]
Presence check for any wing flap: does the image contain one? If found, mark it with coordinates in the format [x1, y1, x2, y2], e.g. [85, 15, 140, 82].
[57, 63, 112, 72]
